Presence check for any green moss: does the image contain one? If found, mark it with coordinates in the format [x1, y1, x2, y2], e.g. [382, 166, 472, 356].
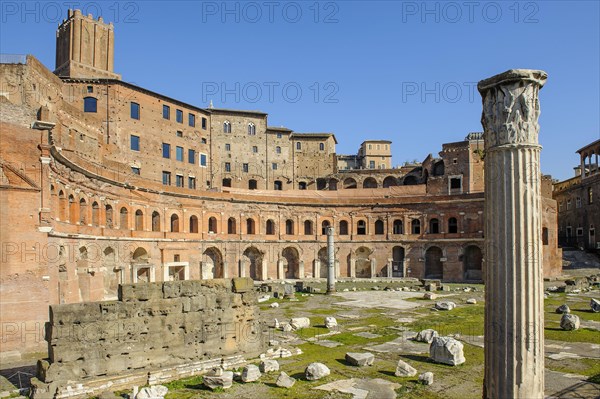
[405, 305, 485, 336]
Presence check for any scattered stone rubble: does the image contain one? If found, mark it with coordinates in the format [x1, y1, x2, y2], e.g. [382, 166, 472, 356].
[276, 371, 296, 388]
[560, 314, 580, 331]
[345, 352, 375, 367]
[394, 359, 417, 377]
[305, 362, 331, 381]
[415, 329, 439, 343]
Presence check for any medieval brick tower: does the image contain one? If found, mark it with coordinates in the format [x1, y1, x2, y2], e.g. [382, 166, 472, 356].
[54, 9, 120, 79]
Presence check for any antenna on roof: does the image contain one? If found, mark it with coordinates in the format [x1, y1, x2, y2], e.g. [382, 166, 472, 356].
[209, 100, 214, 109]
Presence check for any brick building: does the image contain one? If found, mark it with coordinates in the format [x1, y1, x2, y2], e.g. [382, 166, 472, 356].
[0, 10, 561, 359]
[553, 139, 600, 251]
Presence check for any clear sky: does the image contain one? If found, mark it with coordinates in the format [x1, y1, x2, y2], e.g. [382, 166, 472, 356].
[1, 1, 598, 180]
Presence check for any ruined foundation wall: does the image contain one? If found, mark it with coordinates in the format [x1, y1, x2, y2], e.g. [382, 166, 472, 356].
[32, 278, 263, 398]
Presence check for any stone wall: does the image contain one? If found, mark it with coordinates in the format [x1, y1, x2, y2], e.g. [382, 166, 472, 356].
[31, 277, 263, 398]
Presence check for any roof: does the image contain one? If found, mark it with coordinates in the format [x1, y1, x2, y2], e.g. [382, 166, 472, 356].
[267, 126, 293, 132]
[576, 139, 600, 154]
[291, 133, 338, 144]
[208, 107, 268, 116]
[361, 140, 392, 144]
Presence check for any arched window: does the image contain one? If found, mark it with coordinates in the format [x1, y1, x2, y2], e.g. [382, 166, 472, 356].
[119, 207, 129, 230]
[223, 121, 231, 133]
[296, 142, 302, 150]
[429, 218, 439, 234]
[246, 218, 255, 235]
[248, 122, 256, 135]
[208, 217, 217, 233]
[135, 210, 144, 231]
[304, 220, 313, 235]
[448, 217, 458, 233]
[68, 195, 77, 223]
[321, 220, 331, 235]
[375, 219, 384, 235]
[319, 143, 325, 151]
[83, 97, 97, 113]
[266, 219, 275, 235]
[363, 177, 378, 189]
[285, 219, 294, 235]
[105, 205, 113, 228]
[316, 179, 327, 190]
[344, 178, 357, 189]
[189, 215, 199, 233]
[79, 198, 87, 224]
[91, 202, 99, 226]
[357, 220, 366, 235]
[393, 219, 403, 234]
[152, 211, 160, 232]
[276, 146, 281, 154]
[411, 219, 421, 234]
[58, 190, 67, 221]
[339, 220, 349, 235]
[228, 217, 237, 234]
[170, 214, 180, 232]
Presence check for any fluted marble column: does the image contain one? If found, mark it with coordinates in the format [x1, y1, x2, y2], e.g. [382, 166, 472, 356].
[478, 69, 547, 399]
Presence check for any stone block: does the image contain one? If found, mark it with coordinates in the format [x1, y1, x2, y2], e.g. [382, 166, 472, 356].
[345, 352, 374, 367]
[276, 371, 296, 388]
[415, 329, 438, 343]
[429, 337, 465, 366]
[118, 283, 163, 302]
[395, 359, 417, 377]
[259, 360, 279, 373]
[305, 362, 330, 380]
[560, 314, 580, 330]
[241, 364, 261, 382]
[232, 277, 254, 293]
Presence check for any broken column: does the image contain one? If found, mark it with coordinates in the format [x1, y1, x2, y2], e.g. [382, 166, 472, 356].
[326, 227, 336, 294]
[478, 69, 547, 399]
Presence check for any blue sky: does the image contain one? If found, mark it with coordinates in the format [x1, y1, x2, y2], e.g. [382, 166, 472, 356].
[1, 1, 598, 180]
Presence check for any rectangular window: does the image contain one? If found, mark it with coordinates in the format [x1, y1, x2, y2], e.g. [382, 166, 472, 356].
[130, 135, 140, 151]
[272, 163, 277, 170]
[131, 102, 140, 119]
[176, 146, 184, 161]
[200, 154, 207, 167]
[252, 146, 258, 153]
[189, 113, 195, 127]
[188, 149, 196, 164]
[450, 177, 462, 189]
[225, 162, 231, 172]
[277, 133, 282, 139]
[188, 176, 196, 189]
[576, 197, 582, 208]
[176, 175, 184, 187]
[369, 160, 375, 169]
[162, 171, 171, 185]
[567, 199, 572, 210]
[131, 167, 140, 175]
[163, 105, 170, 119]
[201, 138, 207, 144]
[243, 163, 249, 173]
[87, 85, 93, 93]
[225, 143, 231, 151]
[176, 130, 183, 137]
[176, 109, 183, 123]
[162, 143, 170, 159]
[577, 227, 584, 236]
[202, 117, 207, 130]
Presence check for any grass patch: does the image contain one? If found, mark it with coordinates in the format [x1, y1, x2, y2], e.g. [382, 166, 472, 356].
[405, 305, 485, 336]
[546, 357, 600, 377]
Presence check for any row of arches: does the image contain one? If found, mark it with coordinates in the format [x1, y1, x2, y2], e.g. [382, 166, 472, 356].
[315, 175, 421, 190]
[51, 186, 467, 236]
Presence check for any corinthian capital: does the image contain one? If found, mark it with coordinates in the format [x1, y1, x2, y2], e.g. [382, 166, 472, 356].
[478, 69, 547, 149]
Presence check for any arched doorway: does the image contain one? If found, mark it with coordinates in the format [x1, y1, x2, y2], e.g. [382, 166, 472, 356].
[392, 246, 405, 277]
[203, 247, 224, 279]
[463, 245, 483, 281]
[282, 247, 300, 279]
[355, 246, 372, 278]
[318, 247, 328, 278]
[243, 247, 263, 280]
[425, 246, 443, 279]
[363, 177, 378, 188]
[132, 247, 152, 283]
